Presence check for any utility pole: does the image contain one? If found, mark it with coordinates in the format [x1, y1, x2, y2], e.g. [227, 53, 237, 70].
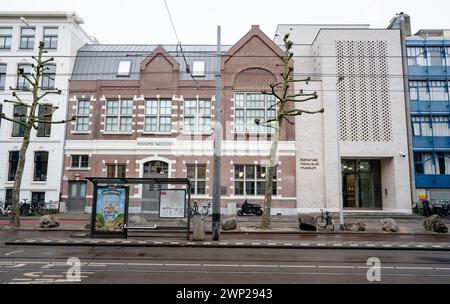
[336, 76, 345, 230]
[212, 25, 222, 240]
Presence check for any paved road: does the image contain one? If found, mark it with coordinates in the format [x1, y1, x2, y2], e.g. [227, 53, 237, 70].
[1, 242, 450, 284]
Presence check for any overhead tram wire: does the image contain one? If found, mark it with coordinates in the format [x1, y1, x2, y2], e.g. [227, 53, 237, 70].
[163, 0, 200, 89]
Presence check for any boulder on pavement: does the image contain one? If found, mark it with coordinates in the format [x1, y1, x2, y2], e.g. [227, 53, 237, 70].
[344, 221, 366, 232]
[128, 215, 148, 225]
[39, 215, 60, 228]
[381, 218, 399, 232]
[221, 217, 237, 231]
[423, 215, 448, 233]
[298, 214, 317, 231]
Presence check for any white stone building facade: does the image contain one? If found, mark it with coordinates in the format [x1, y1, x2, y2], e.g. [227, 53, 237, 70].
[0, 12, 95, 206]
[275, 25, 412, 213]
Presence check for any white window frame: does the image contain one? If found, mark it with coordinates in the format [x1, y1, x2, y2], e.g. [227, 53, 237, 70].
[104, 99, 133, 133]
[144, 99, 172, 133]
[233, 164, 277, 196]
[192, 61, 205, 77]
[117, 60, 132, 77]
[183, 99, 211, 134]
[75, 100, 90, 131]
[234, 92, 276, 134]
[187, 164, 207, 196]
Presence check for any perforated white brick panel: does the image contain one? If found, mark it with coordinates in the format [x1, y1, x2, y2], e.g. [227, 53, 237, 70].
[336, 40, 393, 142]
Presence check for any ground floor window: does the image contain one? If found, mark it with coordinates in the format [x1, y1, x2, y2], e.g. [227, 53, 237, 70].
[187, 164, 206, 195]
[234, 164, 277, 196]
[106, 164, 126, 178]
[4, 189, 12, 205]
[31, 192, 45, 204]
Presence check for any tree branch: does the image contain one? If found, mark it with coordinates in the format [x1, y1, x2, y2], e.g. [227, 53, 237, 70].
[33, 115, 76, 125]
[288, 76, 311, 83]
[38, 90, 61, 101]
[285, 96, 318, 103]
[4, 99, 31, 108]
[0, 113, 28, 127]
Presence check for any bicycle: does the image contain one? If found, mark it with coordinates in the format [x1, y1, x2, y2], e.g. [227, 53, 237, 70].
[0, 200, 12, 217]
[201, 202, 211, 216]
[45, 200, 58, 214]
[189, 201, 200, 216]
[315, 209, 334, 231]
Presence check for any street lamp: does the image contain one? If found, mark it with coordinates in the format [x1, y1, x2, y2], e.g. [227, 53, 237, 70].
[336, 76, 345, 230]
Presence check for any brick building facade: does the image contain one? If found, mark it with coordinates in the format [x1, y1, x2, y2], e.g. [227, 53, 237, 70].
[62, 25, 297, 214]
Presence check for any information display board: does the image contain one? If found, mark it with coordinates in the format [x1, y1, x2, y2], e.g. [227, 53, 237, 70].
[159, 189, 186, 218]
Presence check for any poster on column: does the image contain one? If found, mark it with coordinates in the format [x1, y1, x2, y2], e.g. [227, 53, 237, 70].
[159, 189, 186, 218]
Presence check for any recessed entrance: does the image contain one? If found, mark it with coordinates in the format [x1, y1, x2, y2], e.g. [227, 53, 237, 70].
[142, 161, 169, 213]
[342, 160, 382, 209]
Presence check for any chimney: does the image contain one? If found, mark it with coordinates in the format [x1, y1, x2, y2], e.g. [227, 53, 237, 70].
[251, 25, 260, 31]
[387, 12, 411, 37]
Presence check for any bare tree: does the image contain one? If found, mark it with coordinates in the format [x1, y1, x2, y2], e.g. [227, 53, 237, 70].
[256, 33, 323, 228]
[0, 41, 75, 228]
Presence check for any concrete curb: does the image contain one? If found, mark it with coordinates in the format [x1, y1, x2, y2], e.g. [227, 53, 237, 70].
[1, 226, 447, 236]
[5, 238, 450, 251]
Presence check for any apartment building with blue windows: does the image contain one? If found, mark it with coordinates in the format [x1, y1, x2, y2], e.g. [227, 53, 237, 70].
[406, 29, 450, 201]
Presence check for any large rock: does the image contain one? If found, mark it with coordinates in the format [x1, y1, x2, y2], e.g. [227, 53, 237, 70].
[128, 215, 148, 225]
[221, 217, 237, 231]
[344, 221, 366, 232]
[298, 214, 317, 231]
[423, 215, 448, 233]
[381, 218, 399, 232]
[39, 215, 60, 228]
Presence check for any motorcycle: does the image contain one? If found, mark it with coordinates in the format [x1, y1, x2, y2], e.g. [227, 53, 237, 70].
[237, 200, 263, 216]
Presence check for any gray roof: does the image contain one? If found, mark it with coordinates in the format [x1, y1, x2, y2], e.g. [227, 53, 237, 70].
[71, 44, 232, 81]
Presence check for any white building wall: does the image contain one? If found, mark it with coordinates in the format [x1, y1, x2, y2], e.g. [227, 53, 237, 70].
[0, 12, 94, 203]
[275, 25, 412, 213]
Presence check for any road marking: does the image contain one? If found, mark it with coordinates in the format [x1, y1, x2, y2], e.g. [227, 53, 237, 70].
[267, 243, 277, 246]
[396, 266, 434, 270]
[300, 243, 310, 246]
[382, 244, 393, 247]
[349, 244, 358, 247]
[284, 243, 293, 246]
[251, 243, 261, 245]
[127, 263, 163, 266]
[203, 264, 239, 267]
[279, 265, 316, 268]
[365, 244, 376, 247]
[43, 275, 64, 278]
[432, 245, 442, 248]
[5, 250, 24, 256]
[316, 243, 326, 246]
[241, 264, 278, 268]
[414, 245, 426, 248]
[6, 263, 26, 268]
[219, 243, 228, 245]
[12, 278, 32, 281]
[202, 242, 211, 245]
[332, 244, 343, 247]
[235, 243, 244, 245]
[88, 263, 106, 267]
[186, 242, 195, 245]
[318, 265, 356, 269]
[41, 264, 54, 269]
[24, 272, 42, 277]
[154, 241, 163, 244]
[435, 268, 450, 270]
[165, 263, 201, 267]
[102, 263, 126, 266]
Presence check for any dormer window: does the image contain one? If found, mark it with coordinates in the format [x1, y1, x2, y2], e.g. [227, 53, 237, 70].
[192, 61, 205, 77]
[117, 60, 131, 76]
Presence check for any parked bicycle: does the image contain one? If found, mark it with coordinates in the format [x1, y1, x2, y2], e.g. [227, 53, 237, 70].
[314, 209, 335, 231]
[189, 201, 200, 216]
[201, 202, 212, 216]
[0, 200, 12, 217]
[413, 200, 450, 217]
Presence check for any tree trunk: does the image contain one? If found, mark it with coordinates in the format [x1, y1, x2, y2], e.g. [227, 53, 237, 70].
[10, 122, 34, 227]
[260, 120, 281, 229]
